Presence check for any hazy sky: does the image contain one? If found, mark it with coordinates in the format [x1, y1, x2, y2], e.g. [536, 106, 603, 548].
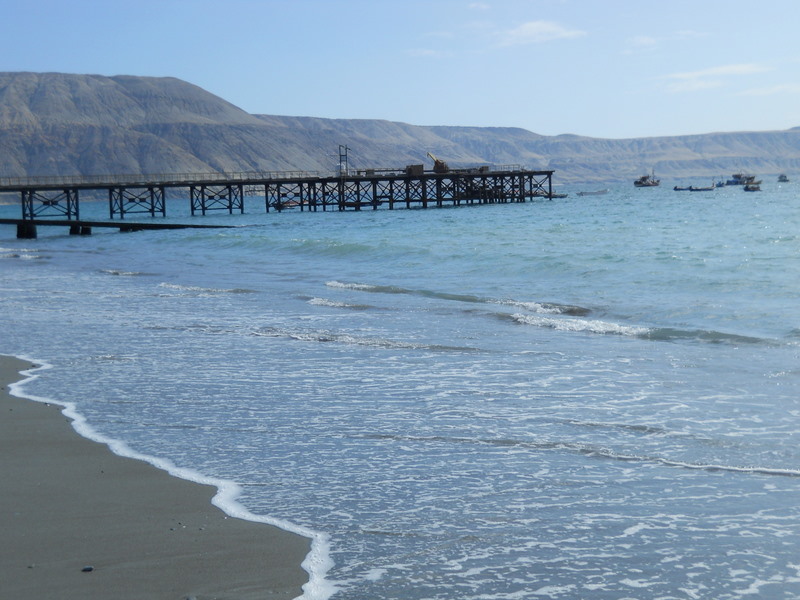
[3, 0, 799, 139]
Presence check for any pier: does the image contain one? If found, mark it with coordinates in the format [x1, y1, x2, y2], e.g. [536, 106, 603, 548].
[0, 218, 237, 239]
[0, 161, 555, 238]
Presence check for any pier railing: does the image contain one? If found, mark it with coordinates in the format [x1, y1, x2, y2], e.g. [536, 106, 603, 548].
[0, 170, 323, 189]
[0, 165, 526, 190]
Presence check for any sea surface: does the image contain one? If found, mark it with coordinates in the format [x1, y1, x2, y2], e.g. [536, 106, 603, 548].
[2, 181, 800, 599]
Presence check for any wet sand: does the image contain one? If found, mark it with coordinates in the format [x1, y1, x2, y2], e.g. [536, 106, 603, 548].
[0, 355, 311, 600]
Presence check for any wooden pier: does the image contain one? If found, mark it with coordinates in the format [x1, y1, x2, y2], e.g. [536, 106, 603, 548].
[0, 218, 237, 238]
[0, 163, 555, 238]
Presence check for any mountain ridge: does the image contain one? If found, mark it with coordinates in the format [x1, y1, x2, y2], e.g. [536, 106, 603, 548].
[1, 72, 798, 184]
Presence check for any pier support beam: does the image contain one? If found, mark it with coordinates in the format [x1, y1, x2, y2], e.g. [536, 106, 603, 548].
[69, 225, 92, 235]
[16, 222, 37, 239]
[404, 178, 423, 209]
[190, 184, 244, 216]
[338, 179, 376, 210]
[109, 186, 166, 219]
[21, 189, 79, 220]
[319, 180, 339, 211]
[266, 182, 306, 212]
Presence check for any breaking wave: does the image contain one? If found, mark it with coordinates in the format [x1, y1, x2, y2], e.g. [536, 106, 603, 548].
[157, 282, 258, 295]
[250, 325, 482, 352]
[325, 280, 590, 315]
[307, 297, 373, 311]
[100, 268, 146, 276]
[644, 327, 771, 345]
[360, 433, 800, 478]
[0, 246, 43, 260]
[512, 312, 650, 337]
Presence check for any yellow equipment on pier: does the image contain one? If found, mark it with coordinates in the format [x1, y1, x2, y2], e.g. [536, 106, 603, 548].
[426, 152, 450, 174]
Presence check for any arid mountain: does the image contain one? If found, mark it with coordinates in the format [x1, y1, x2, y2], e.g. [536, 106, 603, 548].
[1, 72, 799, 184]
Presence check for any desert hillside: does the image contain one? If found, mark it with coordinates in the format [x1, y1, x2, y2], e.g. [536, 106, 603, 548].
[1, 72, 799, 184]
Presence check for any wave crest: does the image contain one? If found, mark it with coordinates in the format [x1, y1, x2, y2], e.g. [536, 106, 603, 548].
[308, 297, 373, 310]
[326, 280, 590, 315]
[512, 313, 650, 337]
[361, 433, 800, 478]
[157, 282, 257, 295]
[251, 325, 482, 352]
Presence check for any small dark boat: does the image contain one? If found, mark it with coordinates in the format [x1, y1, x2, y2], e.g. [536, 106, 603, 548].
[689, 184, 715, 192]
[778, 174, 789, 183]
[743, 184, 761, 192]
[634, 171, 660, 187]
[576, 189, 609, 196]
[532, 190, 568, 198]
[673, 185, 691, 191]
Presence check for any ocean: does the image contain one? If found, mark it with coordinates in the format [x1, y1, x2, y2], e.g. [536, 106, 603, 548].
[2, 180, 800, 599]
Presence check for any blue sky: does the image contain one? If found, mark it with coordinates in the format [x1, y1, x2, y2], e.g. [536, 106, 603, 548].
[2, 0, 799, 139]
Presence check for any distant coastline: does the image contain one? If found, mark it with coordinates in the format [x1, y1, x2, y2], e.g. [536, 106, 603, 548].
[1, 72, 799, 185]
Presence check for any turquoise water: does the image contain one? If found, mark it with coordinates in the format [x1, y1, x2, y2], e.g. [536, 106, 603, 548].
[2, 182, 800, 599]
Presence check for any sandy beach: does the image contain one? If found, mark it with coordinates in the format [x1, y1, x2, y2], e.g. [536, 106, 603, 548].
[0, 355, 311, 600]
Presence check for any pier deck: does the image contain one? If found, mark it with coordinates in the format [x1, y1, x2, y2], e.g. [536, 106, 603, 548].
[0, 165, 555, 238]
[0, 218, 237, 238]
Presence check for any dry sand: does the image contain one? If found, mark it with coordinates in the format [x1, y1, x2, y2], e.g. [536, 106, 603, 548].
[0, 355, 311, 600]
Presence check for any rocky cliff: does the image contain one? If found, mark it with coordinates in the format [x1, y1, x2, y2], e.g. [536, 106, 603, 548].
[2, 72, 799, 184]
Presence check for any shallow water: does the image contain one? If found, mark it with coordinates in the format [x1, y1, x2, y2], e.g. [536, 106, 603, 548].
[2, 181, 800, 599]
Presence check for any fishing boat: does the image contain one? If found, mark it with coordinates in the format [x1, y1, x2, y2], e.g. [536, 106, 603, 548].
[778, 174, 789, 183]
[743, 183, 761, 192]
[532, 190, 568, 198]
[726, 173, 759, 186]
[634, 171, 660, 187]
[689, 184, 716, 192]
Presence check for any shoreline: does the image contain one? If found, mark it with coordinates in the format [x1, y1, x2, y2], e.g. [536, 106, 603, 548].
[0, 354, 317, 600]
